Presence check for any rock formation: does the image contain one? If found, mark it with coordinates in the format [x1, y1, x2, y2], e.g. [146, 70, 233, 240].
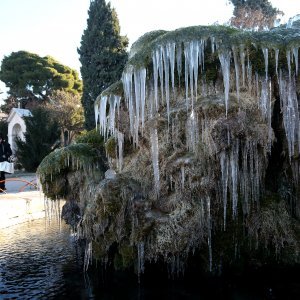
[37, 19, 300, 278]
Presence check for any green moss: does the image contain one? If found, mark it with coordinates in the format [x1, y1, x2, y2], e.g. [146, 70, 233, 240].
[100, 80, 124, 97]
[42, 176, 68, 199]
[116, 244, 134, 269]
[126, 25, 241, 70]
[129, 30, 167, 58]
[36, 143, 103, 200]
[75, 128, 105, 148]
[123, 23, 300, 77]
[93, 240, 107, 260]
[105, 137, 117, 158]
[37, 143, 99, 178]
[103, 199, 122, 215]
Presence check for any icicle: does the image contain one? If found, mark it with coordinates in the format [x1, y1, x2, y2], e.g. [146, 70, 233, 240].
[259, 79, 269, 119]
[240, 142, 249, 214]
[199, 39, 206, 72]
[230, 140, 239, 218]
[158, 46, 164, 104]
[94, 100, 99, 130]
[117, 131, 124, 171]
[218, 50, 231, 117]
[108, 95, 121, 136]
[137, 242, 145, 282]
[122, 68, 134, 137]
[176, 42, 182, 86]
[246, 53, 252, 94]
[183, 40, 204, 110]
[262, 47, 269, 80]
[275, 48, 279, 77]
[211, 36, 216, 54]
[184, 42, 190, 109]
[162, 46, 171, 124]
[268, 81, 273, 151]
[134, 68, 147, 139]
[253, 143, 262, 206]
[206, 196, 212, 272]
[232, 46, 240, 106]
[186, 110, 199, 153]
[150, 128, 160, 196]
[279, 71, 300, 159]
[192, 41, 199, 107]
[255, 72, 259, 98]
[83, 241, 92, 272]
[220, 151, 229, 230]
[240, 45, 246, 87]
[99, 96, 108, 137]
[122, 66, 146, 145]
[287, 50, 292, 79]
[181, 165, 185, 189]
[167, 42, 176, 94]
[259, 79, 273, 152]
[292, 47, 299, 76]
[152, 49, 159, 113]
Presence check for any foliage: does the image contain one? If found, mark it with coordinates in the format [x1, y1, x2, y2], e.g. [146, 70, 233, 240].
[0, 51, 82, 108]
[75, 128, 107, 169]
[78, 0, 128, 130]
[0, 120, 8, 139]
[229, 0, 283, 30]
[46, 90, 84, 146]
[75, 128, 105, 148]
[0, 95, 18, 114]
[15, 107, 60, 171]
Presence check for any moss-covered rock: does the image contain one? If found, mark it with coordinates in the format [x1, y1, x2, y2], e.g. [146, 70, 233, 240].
[40, 21, 300, 278]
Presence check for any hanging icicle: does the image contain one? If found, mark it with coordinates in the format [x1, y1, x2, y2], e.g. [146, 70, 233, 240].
[279, 71, 300, 159]
[232, 46, 240, 107]
[218, 49, 231, 117]
[150, 128, 160, 196]
[220, 150, 229, 229]
[122, 66, 147, 146]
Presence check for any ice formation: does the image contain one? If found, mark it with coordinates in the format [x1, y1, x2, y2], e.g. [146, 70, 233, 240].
[92, 22, 300, 274]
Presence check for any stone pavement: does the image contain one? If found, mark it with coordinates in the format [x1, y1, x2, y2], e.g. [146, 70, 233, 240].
[0, 171, 45, 228]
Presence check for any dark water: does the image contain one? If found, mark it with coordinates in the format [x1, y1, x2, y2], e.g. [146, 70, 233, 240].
[0, 218, 299, 299]
[0, 218, 93, 299]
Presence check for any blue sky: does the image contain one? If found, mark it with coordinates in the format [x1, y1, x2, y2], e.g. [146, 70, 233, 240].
[1, 0, 300, 102]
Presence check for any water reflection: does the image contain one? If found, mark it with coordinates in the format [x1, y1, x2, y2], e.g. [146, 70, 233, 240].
[0, 218, 299, 299]
[0, 218, 92, 299]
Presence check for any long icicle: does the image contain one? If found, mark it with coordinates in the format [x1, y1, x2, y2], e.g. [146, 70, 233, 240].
[218, 50, 231, 117]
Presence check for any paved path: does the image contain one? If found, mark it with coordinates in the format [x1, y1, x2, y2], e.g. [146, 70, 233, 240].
[2, 171, 38, 194]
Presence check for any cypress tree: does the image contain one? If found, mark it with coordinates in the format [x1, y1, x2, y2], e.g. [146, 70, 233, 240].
[78, 0, 128, 130]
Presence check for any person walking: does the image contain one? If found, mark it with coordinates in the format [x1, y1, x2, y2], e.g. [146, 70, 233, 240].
[0, 134, 12, 192]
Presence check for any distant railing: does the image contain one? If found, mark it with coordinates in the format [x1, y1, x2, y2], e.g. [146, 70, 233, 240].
[0, 178, 38, 194]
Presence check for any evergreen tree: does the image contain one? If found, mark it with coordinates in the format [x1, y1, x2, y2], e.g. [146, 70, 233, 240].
[0, 51, 82, 109]
[230, 0, 282, 30]
[15, 107, 60, 171]
[78, 0, 128, 130]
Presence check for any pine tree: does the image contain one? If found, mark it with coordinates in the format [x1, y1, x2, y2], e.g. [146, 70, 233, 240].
[0, 51, 82, 108]
[230, 0, 282, 30]
[78, 0, 128, 130]
[16, 107, 60, 171]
